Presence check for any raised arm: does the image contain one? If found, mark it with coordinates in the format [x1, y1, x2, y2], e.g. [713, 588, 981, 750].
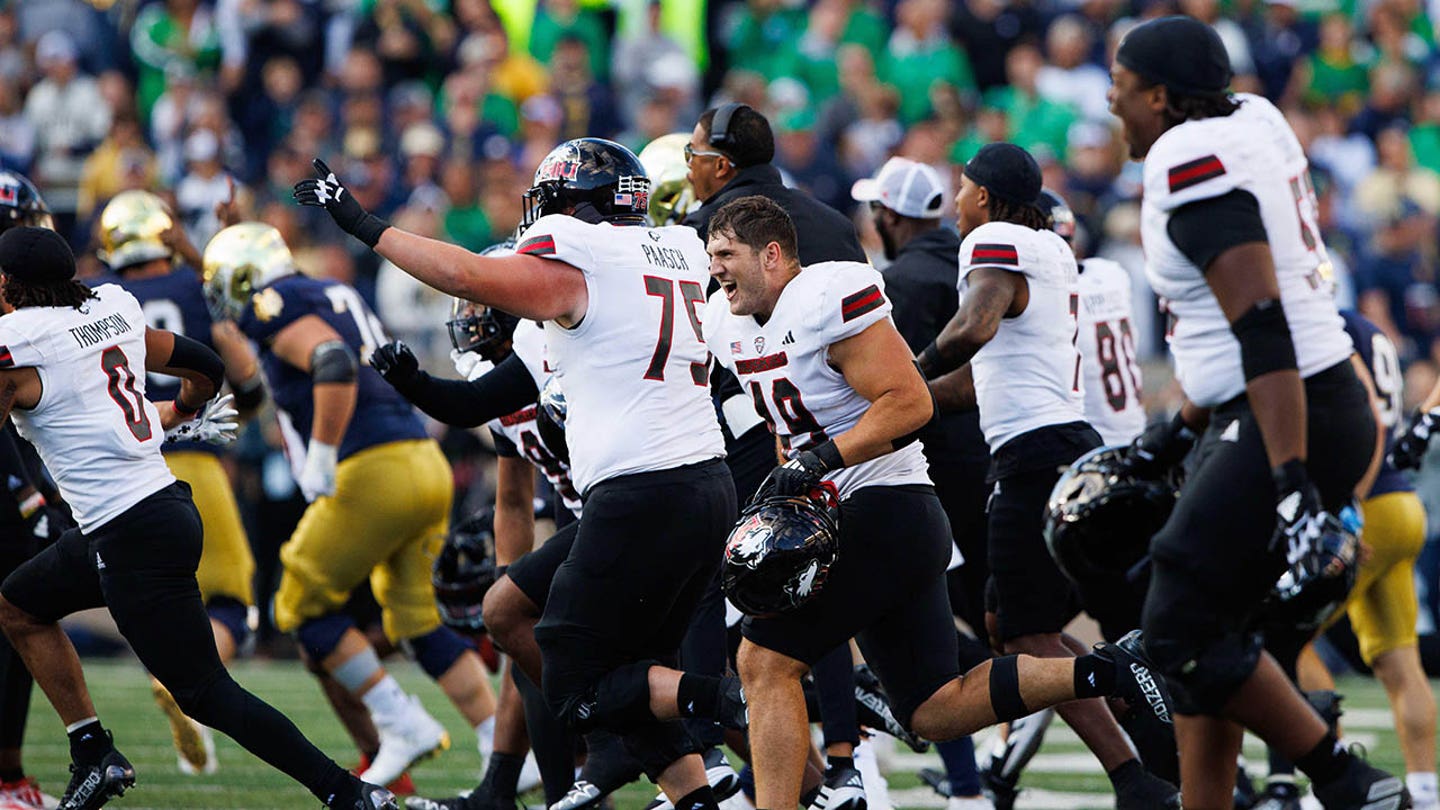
[916, 267, 1026, 379]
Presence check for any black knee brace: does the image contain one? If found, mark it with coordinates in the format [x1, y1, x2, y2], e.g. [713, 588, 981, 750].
[551, 659, 661, 734]
[620, 719, 702, 781]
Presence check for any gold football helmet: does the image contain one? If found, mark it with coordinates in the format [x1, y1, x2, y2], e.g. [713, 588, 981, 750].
[638, 133, 697, 226]
[98, 190, 174, 271]
[202, 222, 296, 320]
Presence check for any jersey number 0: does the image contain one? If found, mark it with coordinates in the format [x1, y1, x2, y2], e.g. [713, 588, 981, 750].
[102, 346, 153, 442]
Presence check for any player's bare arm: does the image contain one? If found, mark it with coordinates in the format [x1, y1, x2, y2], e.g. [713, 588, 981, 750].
[928, 364, 976, 413]
[211, 319, 265, 416]
[270, 315, 356, 446]
[0, 369, 39, 426]
[918, 267, 1026, 379]
[1205, 242, 1307, 470]
[143, 327, 224, 430]
[826, 319, 934, 465]
[492, 456, 537, 566]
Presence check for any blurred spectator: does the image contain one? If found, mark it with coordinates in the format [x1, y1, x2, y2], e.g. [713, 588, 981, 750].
[1249, 0, 1315, 103]
[454, 24, 548, 106]
[985, 42, 1077, 161]
[1037, 16, 1110, 122]
[0, 6, 28, 88]
[880, 0, 975, 125]
[530, 0, 610, 82]
[550, 37, 620, 141]
[725, 0, 805, 82]
[789, 0, 888, 104]
[130, 0, 223, 122]
[174, 129, 235, 249]
[237, 56, 306, 182]
[439, 158, 491, 250]
[376, 205, 454, 360]
[1180, 0, 1258, 86]
[518, 94, 566, 172]
[215, 0, 324, 94]
[1298, 14, 1372, 113]
[1351, 61, 1417, 142]
[774, 107, 850, 212]
[78, 109, 159, 221]
[948, 0, 1043, 92]
[613, 0, 698, 125]
[15, 0, 111, 73]
[24, 30, 111, 239]
[398, 121, 446, 202]
[352, 0, 452, 88]
[441, 47, 521, 146]
[0, 81, 36, 174]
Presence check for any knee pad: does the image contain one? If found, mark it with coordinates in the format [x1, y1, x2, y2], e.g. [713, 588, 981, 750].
[406, 626, 475, 680]
[206, 596, 251, 650]
[619, 719, 701, 781]
[1144, 631, 1263, 715]
[295, 613, 356, 662]
[548, 659, 659, 734]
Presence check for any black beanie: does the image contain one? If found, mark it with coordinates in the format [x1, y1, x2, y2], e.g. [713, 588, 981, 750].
[1116, 16, 1233, 96]
[964, 143, 1042, 206]
[0, 226, 75, 284]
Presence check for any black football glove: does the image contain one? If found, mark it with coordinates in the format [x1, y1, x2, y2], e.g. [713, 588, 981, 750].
[369, 341, 420, 387]
[1271, 459, 1330, 564]
[757, 449, 832, 500]
[293, 158, 390, 247]
[1390, 408, 1440, 470]
[1122, 412, 1197, 479]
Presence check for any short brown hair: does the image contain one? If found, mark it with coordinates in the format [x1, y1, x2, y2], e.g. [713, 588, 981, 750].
[708, 195, 798, 260]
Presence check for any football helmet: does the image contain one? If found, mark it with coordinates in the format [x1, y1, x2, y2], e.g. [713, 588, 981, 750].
[722, 490, 841, 617]
[535, 376, 569, 464]
[1039, 188, 1075, 244]
[432, 509, 500, 634]
[1260, 505, 1361, 639]
[447, 241, 520, 361]
[0, 171, 52, 233]
[202, 222, 296, 320]
[637, 133, 698, 226]
[1044, 446, 1178, 590]
[522, 138, 650, 228]
[99, 190, 174, 271]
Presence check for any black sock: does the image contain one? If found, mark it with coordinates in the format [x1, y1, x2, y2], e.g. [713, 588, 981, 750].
[0, 767, 22, 783]
[481, 752, 525, 800]
[673, 784, 719, 810]
[1107, 758, 1144, 788]
[826, 755, 854, 773]
[1294, 732, 1350, 786]
[67, 720, 108, 765]
[677, 674, 722, 719]
[1073, 653, 1115, 698]
[800, 784, 823, 807]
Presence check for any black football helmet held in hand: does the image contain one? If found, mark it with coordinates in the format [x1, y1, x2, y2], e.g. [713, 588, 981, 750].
[1260, 504, 1361, 640]
[447, 241, 521, 361]
[432, 510, 500, 634]
[522, 138, 651, 228]
[723, 490, 841, 617]
[1045, 446, 1179, 591]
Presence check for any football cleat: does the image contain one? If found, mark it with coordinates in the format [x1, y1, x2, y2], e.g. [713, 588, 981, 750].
[57, 744, 134, 810]
[404, 789, 517, 810]
[340, 782, 400, 810]
[853, 664, 929, 753]
[548, 781, 604, 810]
[975, 710, 1055, 810]
[810, 766, 866, 810]
[1250, 778, 1302, 810]
[361, 696, 450, 788]
[639, 748, 740, 810]
[1235, 763, 1261, 809]
[0, 776, 59, 810]
[917, 767, 950, 798]
[1113, 770, 1181, 810]
[152, 680, 217, 775]
[1311, 752, 1411, 809]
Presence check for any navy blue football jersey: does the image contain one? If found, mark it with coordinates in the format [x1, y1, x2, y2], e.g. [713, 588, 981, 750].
[1340, 310, 1412, 497]
[107, 268, 220, 455]
[238, 274, 426, 462]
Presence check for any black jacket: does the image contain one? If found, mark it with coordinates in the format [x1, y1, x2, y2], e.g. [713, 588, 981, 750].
[882, 227, 990, 464]
[684, 164, 865, 265]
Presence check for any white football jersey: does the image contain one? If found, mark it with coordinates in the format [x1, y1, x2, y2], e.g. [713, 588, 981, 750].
[1077, 258, 1145, 445]
[469, 320, 582, 517]
[1141, 93, 1353, 407]
[959, 221, 1087, 451]
[515, 215, 724, 493]
[0, 284, 175, 531]
[704, 262, 931, 500]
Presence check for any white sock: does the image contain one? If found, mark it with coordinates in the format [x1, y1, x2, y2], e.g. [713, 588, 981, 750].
[361, 675, 409, 719]
[475, 716, 496, 760]
[1408, 772, 1438, 802]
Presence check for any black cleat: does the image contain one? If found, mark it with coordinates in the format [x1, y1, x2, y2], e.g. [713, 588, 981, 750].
[406, 785, 517, 810]
[1251, 779, 1303, 810]
[716, 675, 748, 731]
[917, 767, 951, 798]
[348, 782, 401, 810]
[1114, 769, 1181, 810]
[810, 766, 865, 810]
[1235, 764, 1261, 809]
[548, 781, 605, 810]
[978, 764, 1020, 810]
[852, 665, 929, 753]
[59, 745, 135, 810]
[1311, 753, 1411, 809]
[1093, 631, 1174, 726]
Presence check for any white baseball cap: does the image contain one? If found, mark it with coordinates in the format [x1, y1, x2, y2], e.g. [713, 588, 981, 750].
[851, 157, 947, 219]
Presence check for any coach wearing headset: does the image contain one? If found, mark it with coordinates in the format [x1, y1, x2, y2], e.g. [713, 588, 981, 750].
[683, 104, 864, 264]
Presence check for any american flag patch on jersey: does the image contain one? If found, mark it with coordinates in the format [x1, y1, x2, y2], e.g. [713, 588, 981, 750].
[1168, 155, 1226, 192]
[0, 346, 12, 368]
[841, 285, 884, 322]
[730, 341, 743, 355]
[517, 235, 556, 256]
[971, 243, 1019, 266]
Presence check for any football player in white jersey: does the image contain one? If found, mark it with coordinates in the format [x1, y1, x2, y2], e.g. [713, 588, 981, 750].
[0, 226, 398, 810]
[1040, 190, 1146, 446]
[298, 138, 746, 810]
[1107, 16, 1405, 808]
[915, 144, 1178, 808]
[701, 194, 1161, 810]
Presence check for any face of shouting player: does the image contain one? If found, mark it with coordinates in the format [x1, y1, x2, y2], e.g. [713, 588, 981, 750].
[706, 228, 785, 320]
[1108, 62, 1168, 160]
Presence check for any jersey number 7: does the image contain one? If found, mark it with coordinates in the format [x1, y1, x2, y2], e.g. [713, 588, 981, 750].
[643, 275, 709, 386]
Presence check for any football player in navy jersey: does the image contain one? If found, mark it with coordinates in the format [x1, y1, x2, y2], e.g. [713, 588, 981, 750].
[203, 222, 497, 789]
[97, 189, 264, 776]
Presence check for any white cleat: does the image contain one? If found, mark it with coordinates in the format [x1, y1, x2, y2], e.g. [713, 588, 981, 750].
[361, 695, 451, 787]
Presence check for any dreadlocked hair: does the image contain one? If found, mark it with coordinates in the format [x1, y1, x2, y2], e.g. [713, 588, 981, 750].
[1, 276, 97, 310]
[1162, 90, 1240, 128]
[988, 197, 1051, 231]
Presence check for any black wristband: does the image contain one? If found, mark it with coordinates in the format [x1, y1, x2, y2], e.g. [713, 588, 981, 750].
[1170, 410, 1196, 443]
[919, 342, 942, 379]
[1272, 458, 1309, 493]
[353, 213, 391, 249]
[812, 440, 845, 471]
[173, 398, 202, 418]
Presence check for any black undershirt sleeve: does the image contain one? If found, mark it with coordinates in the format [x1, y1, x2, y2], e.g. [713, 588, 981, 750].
[1166, 188, 1269, 273]
[398, 352, 540, 428]
[492, 432, 520, 458]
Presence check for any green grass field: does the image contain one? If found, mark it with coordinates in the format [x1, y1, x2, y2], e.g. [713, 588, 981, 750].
[15, 658, 1425, 809]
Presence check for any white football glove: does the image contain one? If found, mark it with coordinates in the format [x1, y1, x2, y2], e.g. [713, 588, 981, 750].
[298, 439, 338, 502]
[164, 394, 240, 446]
